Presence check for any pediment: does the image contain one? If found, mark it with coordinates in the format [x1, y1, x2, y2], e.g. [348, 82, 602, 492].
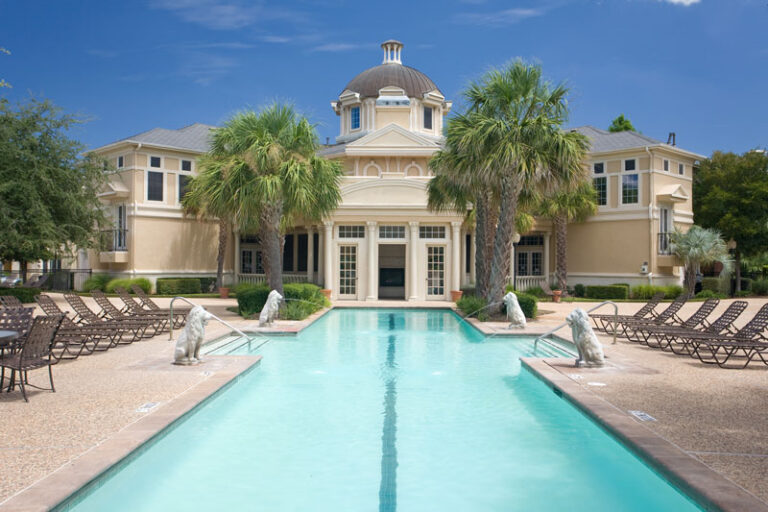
[656, 184, 689, 203]
[347, 124, 439, 148]
[98, 174, 130, 199]
[340, 179, 428, 208]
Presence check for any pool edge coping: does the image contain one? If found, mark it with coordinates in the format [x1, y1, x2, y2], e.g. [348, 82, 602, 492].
[0, 355, 262, 512]
[521, 358, 768, 512]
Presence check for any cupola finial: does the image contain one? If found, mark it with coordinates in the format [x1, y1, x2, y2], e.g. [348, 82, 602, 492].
[381, 40, 403, 65]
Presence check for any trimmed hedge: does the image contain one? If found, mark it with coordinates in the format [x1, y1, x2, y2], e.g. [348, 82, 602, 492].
[515, 293, 538, 319]
[82, 274, 112, 292]
[0, 287, 41, 303]
[702, 277, 726, 294]
[237, 284, 270, 316]
[236, 283, 329, 320]
[573, 284, 585, 298]
[631, 284, 685, 300]
[156, 278, 202, 295]
[105, 278, 152, 294]
[695, 289, 727, 299]
[752, 279, 768, 296]
[456, 295, 489, 321]
[199, 277, 217, 293]
[585, 285, 628, 300]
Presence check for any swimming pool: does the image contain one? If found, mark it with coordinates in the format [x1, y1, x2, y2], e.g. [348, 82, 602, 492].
[64, 309, 702, 511]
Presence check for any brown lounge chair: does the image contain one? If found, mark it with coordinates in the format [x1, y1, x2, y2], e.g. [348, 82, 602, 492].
[619, 295, 688, 341]
[684, 303, 768, 369]
[590, 292, 665, 333]
[0, 295, 24, 309]
[64, 293, 153, 341]
[656, 301, 749, 355]
[631, 298, 720, 348]
[91, 290, 169, 336]
[116, 287, 187, 328]
[0, 315, 64, 401]
[131, 284, 192, 319]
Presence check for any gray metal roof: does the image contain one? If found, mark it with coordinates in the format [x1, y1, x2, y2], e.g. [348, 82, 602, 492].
[570, 126, 665, 153]
[110, 122, 216, 153]
[343, 63, 441, 98]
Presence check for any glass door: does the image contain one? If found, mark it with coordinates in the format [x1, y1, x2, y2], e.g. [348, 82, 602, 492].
[339, 245, 358, 299]
[426, 246, 445, 299]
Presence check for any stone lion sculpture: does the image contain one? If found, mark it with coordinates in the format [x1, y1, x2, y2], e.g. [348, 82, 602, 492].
[259, 290, 283, 327]
[503, 292, 526, 328]
[566, 308, 605, 367]
[173, 305, 214, 366]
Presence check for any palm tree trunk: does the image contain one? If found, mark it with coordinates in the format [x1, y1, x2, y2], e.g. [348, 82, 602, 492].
[259, 201, 284, 295]
[20, 260, 28, 284]
[474, 194, 490, 297]
[487, 175, 520, 309]
[734, 250, 742, 293]
[684, 265, 697, 298]
[215, 218, 228, 291]
[554, 214, 568, 292]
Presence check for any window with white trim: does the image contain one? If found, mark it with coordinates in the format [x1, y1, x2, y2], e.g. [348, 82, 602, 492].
[181, 159, 192, 172]
[663, 159, 669, 172]
[150, 156, 161, 168]
[147, 171, 164, 201]
[178, 174, 191, 202]
[678, 163, 684, 175]
[339, 225, 365, 238]
[419, 226, 446, 239]
[593, 162, 604, 174]
[379, 225, 405, 239]
[624, 159, 636, 172]
[350, 106, 361, 130]
[593, 177, 607, 206]
[622, 174, 639, 204]
[117, 156, 124, 168]
[423, 106, 433, 130]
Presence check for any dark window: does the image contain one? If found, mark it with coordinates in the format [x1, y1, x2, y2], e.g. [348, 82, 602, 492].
[117, 156, 124, 168]
[517, 235, 544, 246]
[150, 156, 161, 168]
[240, 234, 261, 244]
[283, 234, 294, 272]
[593, 177, 607, 206]
[423, 107, 433, 130]
[178, 175, 191, 202]
[350, 106, 360, 130]
[678, 163, 684, 175]
[593, 162, 604, 174]
[297, 234, 308, 272]
[339, 225, 365, 238]
[241, 250, 253, 273]
[419, 226, 445, 239]
[663, 159, 669, 171]
[313, 233, 319, 272]
[181, 159, 192, 172]
[147, 171, 163, 201]
[624, 159, 636, 172]
[465, 234, 471, 273]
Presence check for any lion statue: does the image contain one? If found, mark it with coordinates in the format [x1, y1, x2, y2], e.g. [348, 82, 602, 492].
[259, 290, 283, 327]
[566, 308, 605, 367]
[173, 305, 214, 365]
[504, 292, 526, 329]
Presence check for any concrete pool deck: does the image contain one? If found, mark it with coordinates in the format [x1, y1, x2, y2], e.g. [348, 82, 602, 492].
[0, 295, 766, 510]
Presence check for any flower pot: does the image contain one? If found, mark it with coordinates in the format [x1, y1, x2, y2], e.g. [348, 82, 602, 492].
[320, 289, 332, 300]
[451, 290, 463, 302]
[219, 287, 230, 299]
[552, 290, 562, 303]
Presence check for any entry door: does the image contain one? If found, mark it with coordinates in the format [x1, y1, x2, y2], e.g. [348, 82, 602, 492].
[426, 246, 445, 299]
[338, 245, 358, 299]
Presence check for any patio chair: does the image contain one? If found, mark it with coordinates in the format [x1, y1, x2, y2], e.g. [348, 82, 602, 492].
[64, 293, 152, 341]
[590, 292, 665, 333]
[27, 274, 50, 289]
[619, 295, 688, 341]
[655, 301, 749, 355]
[685, 304, 768, 369]
[91, 290, 169, 336]
[0, 295, 24, 309]
[130, 284, 191, 322]
[0, 307, 34, 387]
[633, 298, 719, 348]
[0, 315, 64, 401]
[116, 287, 187, 328]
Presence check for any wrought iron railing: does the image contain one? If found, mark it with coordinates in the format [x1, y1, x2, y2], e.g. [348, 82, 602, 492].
[658, 232, 672, 255]
[237, 273, 309, 285]
[100, 229, 128, 252]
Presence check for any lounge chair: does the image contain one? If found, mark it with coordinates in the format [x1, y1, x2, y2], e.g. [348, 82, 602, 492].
[0, 315, 64, 401]
[655, 301, 749, 355]
[27, 274, 50, 289]
[619, 295, 688, 341]
[632, 298, 720, 348]
[686, 304, 768, 369]
[91, 290, 169, 336]
[590, 292, 665, 333]
[130, 284, 191, 319]
[0, 295, 24, 309]
[64, 293, 153, 341]
[116, 287, 187, 328]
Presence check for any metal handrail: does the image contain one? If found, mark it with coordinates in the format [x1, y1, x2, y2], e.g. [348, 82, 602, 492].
[168, 296, 250, 342]
[533, 300, 619, 350]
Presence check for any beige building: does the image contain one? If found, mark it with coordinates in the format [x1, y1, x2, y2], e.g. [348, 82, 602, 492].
[87, 40, 703, 299]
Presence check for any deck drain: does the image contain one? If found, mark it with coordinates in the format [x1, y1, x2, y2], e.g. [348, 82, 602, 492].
[629, 410, 657, 422]
[136, 402, 160, 413]
[587, 382, 606, 387]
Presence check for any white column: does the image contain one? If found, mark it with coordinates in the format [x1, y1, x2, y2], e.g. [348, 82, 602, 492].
[543, 232, 550, 284]
[307, 226, 314, 284]
[323, 221, 333, 292]
[366, 221, 377, 300]
[408, 221, 419, 301]
[451, 222, 461, 292]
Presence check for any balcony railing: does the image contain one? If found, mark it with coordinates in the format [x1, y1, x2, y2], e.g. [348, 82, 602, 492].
[658, 232, 672, 255]
[237, 273, 309, 285]
[100, 229, 128, 252]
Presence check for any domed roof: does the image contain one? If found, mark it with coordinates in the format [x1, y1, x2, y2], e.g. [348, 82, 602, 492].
[342, 63, 441, 98]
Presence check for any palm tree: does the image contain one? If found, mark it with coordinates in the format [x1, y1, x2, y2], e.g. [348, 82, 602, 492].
[670, 225, 729, 297]
[538, 176, 596, 293]
[191, 104, 342, 295]
[460, 61, 583, 307]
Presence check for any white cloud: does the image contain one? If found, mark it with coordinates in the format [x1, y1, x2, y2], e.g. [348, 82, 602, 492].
[312, 43, 370, 53]
[660, 0, 701, 5]
[456, 7, 545, 26]
[150, 0, 306, 30]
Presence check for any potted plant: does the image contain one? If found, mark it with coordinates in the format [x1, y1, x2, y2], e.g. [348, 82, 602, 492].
[552, 288, 562, 303]
[219, 286, 230, 299]
[320, 289, 332, 300]
[450, 290, 463, 302]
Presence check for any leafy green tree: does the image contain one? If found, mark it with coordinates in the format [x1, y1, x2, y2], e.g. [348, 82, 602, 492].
[608, 114, 636, 133]
[0, 98, 108, 281]
[538, 179, 597, 292]
[0, 46, 10, 88]
[694, 150, 768, 291]
[670, 226, 729, 297]
[193, 104, 342, 294]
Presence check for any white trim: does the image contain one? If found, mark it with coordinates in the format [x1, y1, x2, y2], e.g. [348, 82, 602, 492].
[180, 158, 194, 173]
[149, 155, 163, 169]
[117, 155, 125, 169]
[145, 170, 165, 203]
[619, 173, 641, 206]
[361, 160, 382, 177]
[623, 158, 637, 172]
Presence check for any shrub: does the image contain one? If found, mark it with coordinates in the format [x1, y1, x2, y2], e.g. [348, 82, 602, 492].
[702, 277, 725, 293]
[199, 277, 217, 293]
[460, 286, 476, 297]
[631, 284, 685, 300]
[734, 290, 752, 298]
[695, 289, 727, 299]
[612, 283, 631, 291]
[456, 295, 489, 321]
[232, 282, 258, 297]
[585, 285, 628, 300]
[751, 279, 768, 296]
[156, 278, 202, 295]
[516, 293, 538, 319]
[573, 284, 585, 298]
[524, 286, 547, 299]
[0, 287, 41, 303]
[105, 278, 151, 294]
[740, 278, 753, 292]
[236, 284, 270, 316]
[82, 274, 112, 292]
[663, 285, 685, 299]
[283, 283, 329, 318]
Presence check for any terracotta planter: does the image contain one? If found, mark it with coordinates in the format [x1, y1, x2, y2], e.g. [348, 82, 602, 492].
[219, 287, 230, 299]
[552, 290, 562, 303]
[320, 289, 332, 300]
[451, 290, 463, 302]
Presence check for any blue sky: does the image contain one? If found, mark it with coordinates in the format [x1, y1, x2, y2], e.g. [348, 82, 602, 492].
[0, 0, 765, 156]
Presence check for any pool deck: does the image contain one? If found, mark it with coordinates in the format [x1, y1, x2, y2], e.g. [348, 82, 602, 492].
[0, 295, 766, 511]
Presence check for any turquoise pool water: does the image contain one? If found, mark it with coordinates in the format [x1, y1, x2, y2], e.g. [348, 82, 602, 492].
[66, 309, 701, 511]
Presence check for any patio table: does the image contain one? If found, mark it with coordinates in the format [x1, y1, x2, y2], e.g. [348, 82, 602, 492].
[0, 329, 19, 391]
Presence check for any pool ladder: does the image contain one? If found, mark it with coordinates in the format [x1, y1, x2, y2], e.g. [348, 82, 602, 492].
[168, 296, 250, 342]
[533, 301, 619, 352]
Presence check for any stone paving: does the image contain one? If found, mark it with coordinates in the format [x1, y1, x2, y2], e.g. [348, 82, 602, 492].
[0, 294, 766, 509]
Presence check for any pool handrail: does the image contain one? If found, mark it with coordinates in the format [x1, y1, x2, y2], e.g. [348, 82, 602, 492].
[168, 296, 252, 342]
[534, 301, 619, 350]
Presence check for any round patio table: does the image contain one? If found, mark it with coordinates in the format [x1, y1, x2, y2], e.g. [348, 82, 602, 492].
[0, 330, 19, 391]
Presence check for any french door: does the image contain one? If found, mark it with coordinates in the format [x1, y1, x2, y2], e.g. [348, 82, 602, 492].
[338, 245, 358, 299]
[426, 246, 445, 299]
